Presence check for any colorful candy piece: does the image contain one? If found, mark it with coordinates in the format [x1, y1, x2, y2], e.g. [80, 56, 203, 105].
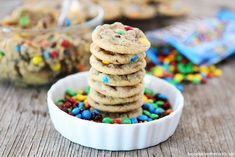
[115, 29, 125, 35]
[19, 16, 29, 27]
[102, 117, 113, 124]
[15, 45, 21, 53]
[138, 115, 148, 121]
[51, 63, 61, 72]
[101, 75, 109, 84]
[130, 55, 139, 63]
[81, 110, 92, 120]
[130, 117, 138, 124]
[121, 118, 131, 124]
[32, 56, 43, 65]
[72, 107, 81, 115]
[102, 60, 110, 64]
[64, 18, 71, 27]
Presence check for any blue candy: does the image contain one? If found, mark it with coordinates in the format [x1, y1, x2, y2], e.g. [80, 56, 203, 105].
[71, 107, 80, 115]
[15, 45, 21, 53]
[92, 109, 100, 115]
[78, 102, 84, 109]
[43, 50, 50, 60]
[101, 75, 109, 84]
[130, 55, 139, 63]
[155, 108, 165, 115]
[138, 115, 148, 121]
[147, 118, 153, 122]
[148, 105, 155, 113]
[156, 94, 168, 101]
[130, 117, 138, 124]
[82, 110, 92, 120]
[64, 18, 71, 27]
[76, 114, 82, 119]
[146, 48, 160, 65]
[176, 84, 184, 92]
[162, 47, 170, 55]
[142, 104, 149, 110]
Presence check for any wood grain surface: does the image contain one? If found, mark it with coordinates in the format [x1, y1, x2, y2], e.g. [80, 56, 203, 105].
[0, 0, 235, 156]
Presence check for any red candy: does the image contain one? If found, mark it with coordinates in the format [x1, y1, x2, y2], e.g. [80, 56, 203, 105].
[50, 51, 59, 58]
[124, 26, 133, 31]
[61, 40, 70, 48]
[113, 119, 121, 124]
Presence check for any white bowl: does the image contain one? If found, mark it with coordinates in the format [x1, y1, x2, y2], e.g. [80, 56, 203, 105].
[47, 72, 184, 151]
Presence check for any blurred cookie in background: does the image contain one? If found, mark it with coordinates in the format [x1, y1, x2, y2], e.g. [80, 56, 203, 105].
[122, 3, 157, 20]
[157, 1, 190, 17]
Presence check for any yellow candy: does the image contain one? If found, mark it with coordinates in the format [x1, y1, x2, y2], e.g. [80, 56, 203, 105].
[200, 66, 209, 74]
[84, 99, 88, 104]
[51, 63, 61, 72]
[139, 38, 150, 46]
[169, 65, 175, 72]
[174, 73, 184, 82]
[77, 90, 83, 94]
[76, 94, 87, 101]
[193, 66, 200, 72]
[143, 95, 153, 103]
[32, 56, 43, 65]
[209, 65, 216, 71]
[214, 69, 222, 77]
[193, 74, 202, 80]
[163, 58, 170, 64]
[153, 67, 164, 77]
[186, 74, 194, 81]
[102, 60, 110, 64]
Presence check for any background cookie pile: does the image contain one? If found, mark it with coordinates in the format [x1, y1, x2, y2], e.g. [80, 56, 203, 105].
[92, 0, 189, 21]
[0, 4, 94, 86]
[88, 22, 150, 118]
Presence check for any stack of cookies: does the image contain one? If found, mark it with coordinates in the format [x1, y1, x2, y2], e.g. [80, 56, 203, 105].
[88, 22, 150, 118]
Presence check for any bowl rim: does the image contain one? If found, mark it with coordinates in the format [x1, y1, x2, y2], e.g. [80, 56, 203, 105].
[0, 3, 104, 34]
[47, 72, 184, 128]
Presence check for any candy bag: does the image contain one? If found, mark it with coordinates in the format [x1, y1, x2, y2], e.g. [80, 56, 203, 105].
[147, 13, 235, 65]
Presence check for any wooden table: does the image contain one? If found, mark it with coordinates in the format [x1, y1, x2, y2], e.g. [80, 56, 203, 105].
[0, 0, 235, 156]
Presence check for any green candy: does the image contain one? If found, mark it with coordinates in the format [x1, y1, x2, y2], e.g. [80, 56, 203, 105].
[121, 118, 131, 124]
[84, 86, 90, 95]
[152, 103, 158, 109]
[143, 110, 151, 116]
[55, 99, 65, 105]
[150, 114, 159, 119]
[102, 117, 113, 124]
[67, 108, 72, 113]
[144, 88, 154, 96]
[156, 101, 164, 106]
[66, 88, 77, 97]
[0, 51, 5, 57]
[115, 29, 125, 35]
[176, 55, 183, 62]
[192, 79, 200, 85]
[19, 16, 30, 27]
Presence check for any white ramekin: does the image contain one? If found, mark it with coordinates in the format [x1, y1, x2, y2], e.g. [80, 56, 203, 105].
[47, 72, 184, 151]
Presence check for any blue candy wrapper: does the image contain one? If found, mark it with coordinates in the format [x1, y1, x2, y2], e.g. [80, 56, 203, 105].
[147, 10, 235, 65]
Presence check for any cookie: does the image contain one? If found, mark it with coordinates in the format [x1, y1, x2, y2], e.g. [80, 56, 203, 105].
[90, 55, 146, 75]
[88, 78, 144, 98]
[158, 1, 189, 17]
[89, 88, 143, 105]
[99, 0, 122, 21]
[90, 68, 145, 86]
[122, 3, 157, 20]
[92, 22, 150, 54]
[88, 97, 143, 113]
[90, 43, 146, 65]
[100, 108, 143, 119]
